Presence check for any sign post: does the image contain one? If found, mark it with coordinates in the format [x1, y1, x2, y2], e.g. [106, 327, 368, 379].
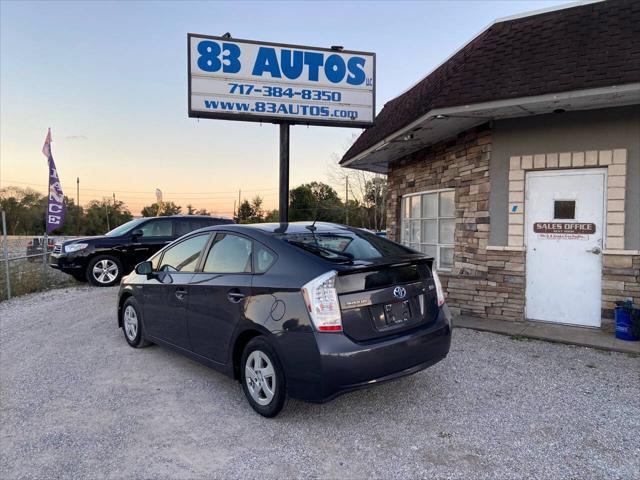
[187, 34, 375, 222]
[279, 123, 290, 222]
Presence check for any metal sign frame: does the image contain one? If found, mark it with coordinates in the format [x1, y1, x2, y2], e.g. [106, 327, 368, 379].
[187, 33, 376, 128]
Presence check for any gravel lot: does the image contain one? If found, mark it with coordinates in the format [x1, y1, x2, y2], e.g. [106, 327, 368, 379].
[1, 287, 639, 479]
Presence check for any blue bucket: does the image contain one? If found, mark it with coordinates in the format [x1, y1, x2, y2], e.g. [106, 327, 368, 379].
[615, 306, 639, 341]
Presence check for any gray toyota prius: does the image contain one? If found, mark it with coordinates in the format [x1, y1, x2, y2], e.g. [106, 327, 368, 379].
[117, 222, 452, 417]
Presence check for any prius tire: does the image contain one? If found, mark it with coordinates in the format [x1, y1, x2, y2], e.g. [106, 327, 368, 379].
[240, 337, 286, 418]
[122, 297, 151, 348]
[87, 255, 123, 287]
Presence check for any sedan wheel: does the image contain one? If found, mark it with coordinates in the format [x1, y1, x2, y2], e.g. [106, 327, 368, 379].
[245, 350, 276, 406]
[123, 305, 138, 342]
[121, 297, 150, 348]
[240, 337, 286, 417]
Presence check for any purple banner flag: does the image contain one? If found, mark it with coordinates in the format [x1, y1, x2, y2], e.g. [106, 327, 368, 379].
[42, 128, 66, 233]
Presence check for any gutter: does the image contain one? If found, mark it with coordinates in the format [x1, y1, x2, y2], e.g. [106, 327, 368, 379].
[340, 82, 640, 168]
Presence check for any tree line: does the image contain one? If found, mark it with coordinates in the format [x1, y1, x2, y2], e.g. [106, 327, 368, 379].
[0, 186, 134, 236]
[234, 181, 386, 230]
[1, 180, 386, 236]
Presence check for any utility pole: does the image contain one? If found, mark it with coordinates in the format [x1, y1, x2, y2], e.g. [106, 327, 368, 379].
[345, 176, 349, 225]
[373, 176, 383, 232]
[112, 192, 116, 227]
[105, 197, 110, 231]
[76, 177, 80, 236]
[373, 175, 383, 232]
[374, 179, 378, 232]
[237, 189, 241, 221]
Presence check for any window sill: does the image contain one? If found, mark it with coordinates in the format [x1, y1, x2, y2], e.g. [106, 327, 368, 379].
[486, 245, 525, 252]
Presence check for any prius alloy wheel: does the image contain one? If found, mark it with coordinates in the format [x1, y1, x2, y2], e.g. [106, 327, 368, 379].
[123, 305, 138, 342]
[121, 297, 150, 348]
[87, 255, 122, 287]
[241, 338, 286, 417]
[245, 351, 276, 405]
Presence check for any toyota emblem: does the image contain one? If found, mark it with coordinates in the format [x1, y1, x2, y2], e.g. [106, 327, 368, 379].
[393, 286, 407, 299]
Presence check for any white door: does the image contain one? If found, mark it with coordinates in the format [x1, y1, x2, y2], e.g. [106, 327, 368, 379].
[525, 169, 605, 327]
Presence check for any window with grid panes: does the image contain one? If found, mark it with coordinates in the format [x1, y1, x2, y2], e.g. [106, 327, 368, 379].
[400, 190, 455, 269]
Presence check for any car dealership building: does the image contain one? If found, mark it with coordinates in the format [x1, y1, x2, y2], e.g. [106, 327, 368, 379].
[341, 0, 639, 329]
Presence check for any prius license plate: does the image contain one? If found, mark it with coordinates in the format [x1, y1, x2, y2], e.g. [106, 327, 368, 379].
[383, 300, 411, 325]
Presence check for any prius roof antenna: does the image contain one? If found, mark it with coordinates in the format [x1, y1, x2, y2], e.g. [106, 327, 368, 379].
[222, 32, 232, 39]
[305, 198, 321, 242]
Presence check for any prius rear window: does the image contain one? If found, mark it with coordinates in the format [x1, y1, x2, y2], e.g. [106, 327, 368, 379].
[278, 230, 411, 262]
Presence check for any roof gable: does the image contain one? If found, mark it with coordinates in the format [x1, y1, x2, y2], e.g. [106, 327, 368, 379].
[342, 0, 640, 164]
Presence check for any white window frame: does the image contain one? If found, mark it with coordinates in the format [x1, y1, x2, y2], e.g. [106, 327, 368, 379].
[400, 188, 455, 271]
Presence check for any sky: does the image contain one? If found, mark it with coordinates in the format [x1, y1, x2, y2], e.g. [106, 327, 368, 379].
[1, 0, 571, 217]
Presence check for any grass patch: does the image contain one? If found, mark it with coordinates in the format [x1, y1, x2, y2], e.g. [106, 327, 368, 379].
[1, 257, 77, 301]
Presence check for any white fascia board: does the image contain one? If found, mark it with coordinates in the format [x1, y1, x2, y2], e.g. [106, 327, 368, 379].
[341, 83, 640, 168]
[428, 83, 640, 117]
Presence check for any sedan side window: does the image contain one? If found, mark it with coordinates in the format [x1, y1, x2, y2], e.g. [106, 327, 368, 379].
[158, 234, 210, 273]
[140, 219, 173, 237]
[255, 243, 276, 273]
[203, 234, 252, 273]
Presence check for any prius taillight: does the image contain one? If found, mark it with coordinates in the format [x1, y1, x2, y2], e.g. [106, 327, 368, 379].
[432, 269, 445, 307]
[301, 270, 343, 332]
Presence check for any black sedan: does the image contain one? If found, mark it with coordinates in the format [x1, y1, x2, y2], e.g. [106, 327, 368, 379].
[117, 222, 452, 417]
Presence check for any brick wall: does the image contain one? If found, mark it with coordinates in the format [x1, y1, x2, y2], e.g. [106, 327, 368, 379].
[386, 124, 526, 320]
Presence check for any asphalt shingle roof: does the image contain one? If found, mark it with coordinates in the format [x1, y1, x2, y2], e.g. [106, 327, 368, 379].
[342, 0, 640, 163]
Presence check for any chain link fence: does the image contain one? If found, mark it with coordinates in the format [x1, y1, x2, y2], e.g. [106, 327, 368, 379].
[0, 229, 81, 301]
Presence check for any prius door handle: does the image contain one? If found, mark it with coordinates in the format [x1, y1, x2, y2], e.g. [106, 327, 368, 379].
[175, 288, 188, 300]
[586, 246, 602, 255]
[227, 290, 246, 303]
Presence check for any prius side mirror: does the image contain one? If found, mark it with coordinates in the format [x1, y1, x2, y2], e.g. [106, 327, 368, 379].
[135, 261, 153, 275]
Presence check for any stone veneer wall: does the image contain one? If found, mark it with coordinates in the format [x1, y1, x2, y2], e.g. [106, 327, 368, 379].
[506, 149, 628, 249]
[386, 126, 639, 324]
[386, 125, 526, 320]
[602, 253, 640, 318]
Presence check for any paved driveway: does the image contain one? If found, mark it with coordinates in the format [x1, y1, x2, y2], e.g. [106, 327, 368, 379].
[1, 287, 638, 479]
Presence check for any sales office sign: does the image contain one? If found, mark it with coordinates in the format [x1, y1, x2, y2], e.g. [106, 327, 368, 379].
[188, 34, 375, 127]
[534, 222, 596, 240]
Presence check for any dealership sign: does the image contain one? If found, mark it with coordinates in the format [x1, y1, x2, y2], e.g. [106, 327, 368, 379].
[188, 34, 375, 127]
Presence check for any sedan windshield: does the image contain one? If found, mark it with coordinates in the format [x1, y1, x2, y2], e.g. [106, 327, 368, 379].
[278, 229, 413, 262]
[105, 218, 146, 237]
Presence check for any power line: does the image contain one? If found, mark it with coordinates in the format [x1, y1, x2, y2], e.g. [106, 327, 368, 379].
[1, 178, 280, 195]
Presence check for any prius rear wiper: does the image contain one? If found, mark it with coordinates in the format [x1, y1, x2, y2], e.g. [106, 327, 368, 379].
[287, 240, 353, 263]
